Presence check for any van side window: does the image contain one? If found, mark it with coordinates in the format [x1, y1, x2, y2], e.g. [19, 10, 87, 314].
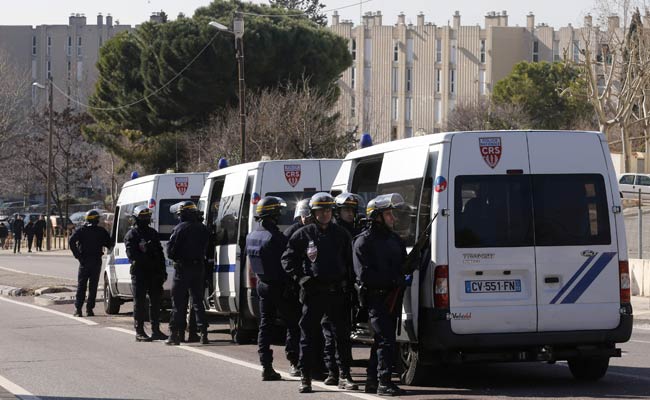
[619, 175, 634, 185]
[351, 158, 382, 205]
[208, 178, 225, 227]
[239, 176, 254, 246]
[216, 194, 243, 245]
[116, 202, 147, 243]
[377, 178, 424, 246]
[533, 174, 611, 246]
[455, 175, 534, 248]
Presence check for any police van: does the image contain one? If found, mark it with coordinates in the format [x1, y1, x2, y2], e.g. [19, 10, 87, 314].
[103, 172, 208, 314]
[198, 159, 342, 343]
[332, 131, 632, 383]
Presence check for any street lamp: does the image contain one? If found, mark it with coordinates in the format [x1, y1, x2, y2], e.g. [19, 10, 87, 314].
[32, 77, 53, 251]
[209, 14, 247, 164]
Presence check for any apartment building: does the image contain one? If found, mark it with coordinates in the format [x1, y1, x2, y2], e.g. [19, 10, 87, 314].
[329, 10, 630, 144]
[0, 13, 139, 111]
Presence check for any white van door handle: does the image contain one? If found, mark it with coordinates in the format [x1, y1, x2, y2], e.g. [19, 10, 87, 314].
[581, 250, 596, 257]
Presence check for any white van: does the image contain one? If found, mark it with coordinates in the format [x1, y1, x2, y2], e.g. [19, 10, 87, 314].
[332, 131, 633, 383]
[199, 159, 342, 343]
[103, 172, 208, 314]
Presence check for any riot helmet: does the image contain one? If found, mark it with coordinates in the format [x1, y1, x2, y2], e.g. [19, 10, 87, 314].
[170, 201, 198, 222]
[255, 196, 287, 220]
[85, 209, 101, 226]
[366, 193, 405, 220]
[132, 205, 152, 226]
[308, 192, 336, 211]
[293, 198, 311, 221]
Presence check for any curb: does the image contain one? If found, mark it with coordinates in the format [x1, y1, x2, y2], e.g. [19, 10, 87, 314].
[0, 284, 25, 296]
[33, 291, 105, 306]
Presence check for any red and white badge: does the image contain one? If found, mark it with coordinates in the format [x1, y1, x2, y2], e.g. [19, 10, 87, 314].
[479, 137, 502, 169]
[175, 177, 189, 195]
[284, 164, 301, 187]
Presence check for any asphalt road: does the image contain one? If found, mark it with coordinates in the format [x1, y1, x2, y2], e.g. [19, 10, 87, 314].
[0, 252, 79, 281]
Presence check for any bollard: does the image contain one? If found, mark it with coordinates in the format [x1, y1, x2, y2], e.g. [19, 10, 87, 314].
[639, 188, 643, 259]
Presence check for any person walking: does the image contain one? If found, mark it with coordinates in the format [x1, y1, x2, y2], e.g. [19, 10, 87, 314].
[0, 222, 8, 249]
[24, 220, 35, 252]
[34, 215, 46, 251]
[124, 206, 169, 342]
[69, 210, 112, 317]
[12, 215, 24, 253]
[353, 194, 407, 396]
[282, 192, 357, 394]
[247, 196, 301, 381]
[165, 201, 210, 346]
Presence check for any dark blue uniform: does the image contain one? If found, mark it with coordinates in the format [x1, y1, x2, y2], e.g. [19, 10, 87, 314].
[283, 222, 304, 239]
[353, 223, 406, 383]
[69, 223, 112, 312]
[125, 225, 167, 328]
[247, 219, 300, 367]
[282, 222, 353, 377]
[166, 219, 209, 334]
[12, 218, 24, 253]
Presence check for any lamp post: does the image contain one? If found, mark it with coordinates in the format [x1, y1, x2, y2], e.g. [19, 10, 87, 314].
[32, 77, 53, 251]
[209, 14, 246, 164]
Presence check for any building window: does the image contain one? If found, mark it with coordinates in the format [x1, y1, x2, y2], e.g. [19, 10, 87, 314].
[405, 127, 413, 138]
[364, 38, 372, 61]
[450, 69, 455, 94]
[451, 40, 457, 64]
[480, 39, 486, 63]
[436, 69, 441, 93]
[351, 95, 356, 117]
[32, 36, 36, 56]
[479, 70, 486, 95]
[392, 97, 398, 121]
[407, 38, 414, 63]
[67, 61, 71, 80]
[533, 40, 539, 62]
[406, 97, 412, 121]
[406, 68, 412, 93]
[46, 61, 51, 78]
[393, 40, 399, 62]
[67, 36, 72, 56]
[351, 67, 356, 89]
[77, 60, 83, 81]
[436, 39, 442, 63]
[351, 39, 356, 61]
[391, 127, 397, 141]
[77, 36, 83, 57]
[47, 36, 51, 57]
[573, 40, 580, 62]
[553, 40, 560, 61]
[392, 67, 398, 92]
[434, 100, 441, 122]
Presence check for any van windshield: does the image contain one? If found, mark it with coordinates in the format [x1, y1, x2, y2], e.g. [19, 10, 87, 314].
[264, 191, 317, 231]
[454, 174, 611, 248]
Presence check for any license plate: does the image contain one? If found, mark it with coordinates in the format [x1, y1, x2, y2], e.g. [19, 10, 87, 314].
[465, 279, 522, 293]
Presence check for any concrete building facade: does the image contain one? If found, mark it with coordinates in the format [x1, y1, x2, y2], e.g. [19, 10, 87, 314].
[329, 11, 628, 144]
[0, 14, 134, 111]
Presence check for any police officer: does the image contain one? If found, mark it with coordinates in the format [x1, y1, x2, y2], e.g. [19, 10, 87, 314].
[124, 206, 168, 342]
[282, 192, 357, 393]
[353, 194, 407, 396]
[165, 201, 210, 346]
[69, 210, 112, 317]
[246, 196, 301, 380]
[283, 199, 313, 239]
[320, 192, 365, 385]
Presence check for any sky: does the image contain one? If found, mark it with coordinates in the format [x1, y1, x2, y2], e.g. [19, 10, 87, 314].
[0, 0, 605, 29]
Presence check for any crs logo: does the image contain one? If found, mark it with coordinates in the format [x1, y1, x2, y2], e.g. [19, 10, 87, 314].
[479, 137, 502, 169]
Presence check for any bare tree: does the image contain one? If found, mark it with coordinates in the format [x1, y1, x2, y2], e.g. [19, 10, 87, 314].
[447, 99, 533, 132]
[0, 49, 30, 161]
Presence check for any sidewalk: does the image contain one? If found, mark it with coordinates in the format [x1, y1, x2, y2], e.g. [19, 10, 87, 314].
[632, 295, 650, 325]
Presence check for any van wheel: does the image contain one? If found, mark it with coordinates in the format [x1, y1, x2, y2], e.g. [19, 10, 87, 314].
[568, 356, 610, 381]
[398, 343, 430, 386]
[229, 315, 257, 344]
[103, 275, 121, 315]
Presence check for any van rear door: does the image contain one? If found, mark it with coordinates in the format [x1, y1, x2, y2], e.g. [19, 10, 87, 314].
[214, 170, 248, 313]
[448, 133, 537, 334]
[528, 132, 620, 331]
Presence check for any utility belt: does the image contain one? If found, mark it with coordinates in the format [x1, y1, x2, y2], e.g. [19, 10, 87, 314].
[173, 259, 203, 269]
[312, 279, 347, 293]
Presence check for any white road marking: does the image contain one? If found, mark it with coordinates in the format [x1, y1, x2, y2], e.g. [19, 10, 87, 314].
[0, 296, 97, 326]
[631, 339, 650, 344]
[0, 373, 40, 399]
[0, 265, 74, 281]
[107, 327, 381, 399]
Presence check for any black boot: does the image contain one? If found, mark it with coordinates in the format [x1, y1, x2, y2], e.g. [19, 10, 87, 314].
[200, 331, 209, 345]
[187, 332, 200, 343]
[262, 365, 282, 381]
[289, 362, 301, 377]
[73, 308, 82, 317]
[324, 370, 339, 386]
[86, 308, 95, 317]
[150, 324, 169, 341]
[338, 372, 358, 390]
[377, 377, 404, 397]
[364, 379, 378, 394]
[299, 373, 312, 393]
[165, 329, 181, 346]
[135, 322, 152, 342]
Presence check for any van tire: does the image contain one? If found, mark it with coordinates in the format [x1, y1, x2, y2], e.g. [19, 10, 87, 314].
[398, 343, 430, 386]
[229, 315, 257, 344]
[103, 275, 121, 315]
[568, 356, 610, 381]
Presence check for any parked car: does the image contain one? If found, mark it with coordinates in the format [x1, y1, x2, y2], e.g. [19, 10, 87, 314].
[618, 173, 650, 200]
[49, 216, 74, 235]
